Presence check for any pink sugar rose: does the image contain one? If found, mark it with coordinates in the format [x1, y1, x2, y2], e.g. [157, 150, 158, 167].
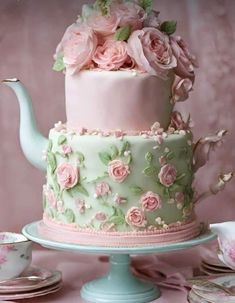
[95, 182, 111, 197]
[126, 207, 146, 227]
[170, 35, 198, 80]
[172, 75, 193, 103]
[93, 40, 129, 71]
[108, 160, 130, 183]
[158, 164, 177, 187]
[111, 2, 146, 30]
[47, 188, 57, 208]
[87, 11, 119, 36]
[95, 212, 107, 221]
[62, 23, 98, 74]
[114, 194, 127, 205]
[57, 163, 79, 189]
[128, 28, 177, 79]
[140, 191, 162, 212]
[62, 144, 72, 156]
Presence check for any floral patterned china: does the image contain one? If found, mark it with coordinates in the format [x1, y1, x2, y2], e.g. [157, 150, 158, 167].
[0, 233, 32, 280]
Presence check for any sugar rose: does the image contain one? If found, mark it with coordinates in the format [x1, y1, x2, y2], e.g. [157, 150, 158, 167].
[111, 1, 146, 30]
[87, 11, 119, 36]
[95, 182, 111, 197]
[57, 163, 79, 189]
[140, 191, 162, 212]
[158, 164, 177, 187]
[108, 159, 130, 183]
[126, 207, 146, 227]
[93, 40, 129, 70]
[62, 24, 98, 74]
[172, 75, 193, 102]
[170, 35, 198, 80]
[128, 28, 177, 79]
[169, 111, 189, 130]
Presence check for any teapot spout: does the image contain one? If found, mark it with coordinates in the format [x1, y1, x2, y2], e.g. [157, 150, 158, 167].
[2, 78, 48, 171]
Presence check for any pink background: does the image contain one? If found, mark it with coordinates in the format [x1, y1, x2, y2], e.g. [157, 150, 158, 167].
[0, 0, 235, 232]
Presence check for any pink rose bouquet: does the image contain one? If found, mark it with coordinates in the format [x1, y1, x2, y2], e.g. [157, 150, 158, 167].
[57, 163, 79, 189]
[108, 159, 130, 183]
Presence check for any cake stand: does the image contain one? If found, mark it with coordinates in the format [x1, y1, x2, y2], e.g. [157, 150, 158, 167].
[22, 221, 216, 303]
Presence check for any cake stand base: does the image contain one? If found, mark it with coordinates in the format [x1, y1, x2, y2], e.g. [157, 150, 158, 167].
[81, 254, 159, 303]
[22, 221, 216, 303]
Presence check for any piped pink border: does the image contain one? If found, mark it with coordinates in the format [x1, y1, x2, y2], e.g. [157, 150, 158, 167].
[38, 216, 201, 247]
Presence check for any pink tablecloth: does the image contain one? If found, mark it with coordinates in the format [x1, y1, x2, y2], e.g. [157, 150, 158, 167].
[19, 244, 207, 303]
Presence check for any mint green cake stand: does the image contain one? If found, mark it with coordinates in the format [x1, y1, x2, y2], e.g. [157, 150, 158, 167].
[22, 221, 216, 303]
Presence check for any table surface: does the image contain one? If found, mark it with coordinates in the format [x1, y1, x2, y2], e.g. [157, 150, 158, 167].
[16, 244, 208, 303]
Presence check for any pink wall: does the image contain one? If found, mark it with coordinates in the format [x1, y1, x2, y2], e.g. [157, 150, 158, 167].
[0, 0, 234, 232]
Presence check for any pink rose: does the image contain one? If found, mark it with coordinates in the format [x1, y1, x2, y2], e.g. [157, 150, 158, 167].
[170, 35, 198, 80]
[108, 160, 130, 183]
[62, 144, 72, 156]
[169, 111, 189, 130]
[158, 164, 177, 187]
[87, 12, 119, 36]
[93, 40, 129, 70]
[111, 2, 146, 30]
[126, 207, 146, 227]
[76, 199, 86, 214]
[128, 28, 177, 79]
[47, 188, 57, 208]
[144, 10, 161, 28]
[172, 75, 193, 103]
[95, 182, 111, 197]
[114, 194, 127, 205]
[140, 191, 162, 212]
[57, 163, 79, 189]
[62, 24, 98, 74]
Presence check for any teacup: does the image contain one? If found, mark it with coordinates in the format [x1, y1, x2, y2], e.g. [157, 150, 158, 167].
[0, 232, 32, 280]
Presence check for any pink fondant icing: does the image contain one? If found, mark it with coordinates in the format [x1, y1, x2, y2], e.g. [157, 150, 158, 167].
[39, 216, 201, 247]
[65, 70, 174, 131]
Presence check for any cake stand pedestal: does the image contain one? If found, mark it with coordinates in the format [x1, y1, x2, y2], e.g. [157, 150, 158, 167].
[22, 221, 216, 303]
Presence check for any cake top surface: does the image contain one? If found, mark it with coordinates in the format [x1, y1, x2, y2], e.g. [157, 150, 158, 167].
[53, 0, 198, 103]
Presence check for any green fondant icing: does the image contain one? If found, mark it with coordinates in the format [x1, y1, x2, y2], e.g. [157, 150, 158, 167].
[45, 130, 195, 232]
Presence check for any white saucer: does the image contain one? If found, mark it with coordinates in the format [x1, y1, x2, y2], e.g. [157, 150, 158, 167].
[0, 266, 62, 293]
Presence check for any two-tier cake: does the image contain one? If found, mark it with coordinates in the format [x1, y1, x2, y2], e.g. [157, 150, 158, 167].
[38, 0, 219, 246]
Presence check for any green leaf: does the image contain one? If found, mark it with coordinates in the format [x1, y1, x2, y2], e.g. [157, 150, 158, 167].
[109, 216, 125, 225]
[76, 151, 85, 162]
[160, 21, 177, 35]
[76, 184, 89, 197]
[110, 145, 119, 160]
[145, 152, 153, 164]
[47, 152, 57, 173]
[126, 154, 132, 164]
[64, 208, 76, 223]
[53, 53, 65, 72]
[129, 185, 144, 195]
[52, 176, 60, 196]
[143, 166, 157, 177]
[114, 26, 131, 41]
[139, 0, 152, 14]
[47, 139, 53, 152]
[94, 0, 110, 15]
[58, 135, 67, 145]
[166, 151, 174, 160]
[98, 151, 112, 165]
[119, 141, 130, 156]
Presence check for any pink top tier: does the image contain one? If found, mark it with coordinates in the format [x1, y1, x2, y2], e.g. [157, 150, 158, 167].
[65, 70, 174, 131]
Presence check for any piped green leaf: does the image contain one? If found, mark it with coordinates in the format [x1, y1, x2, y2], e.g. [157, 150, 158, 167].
[47, 152, 57, 173]
[110, 145, 119, 160]
[143, 166, 157, 177]
[76, 151, 85, 162]
[53, 53, 65, 72]
[64, 208, 76, 223]
[99, 151, 112, 165]
[129, 185, 144, 195]
[119, 141, 130, 156]
[115, 26, 131, 41]
[145, 152, 153, 164]
[58, 135, 67, 145]
[139, 0, 152, 14]
[160, 20, 177, 35]
[47, 139, 53, 152]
